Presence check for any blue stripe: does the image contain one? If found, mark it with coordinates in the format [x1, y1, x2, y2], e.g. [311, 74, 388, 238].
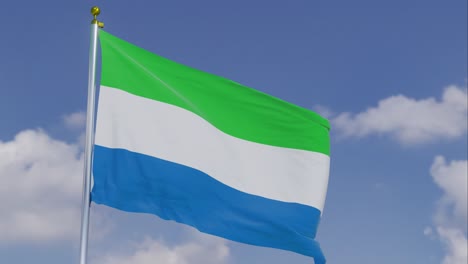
[91, 145, 326, 263]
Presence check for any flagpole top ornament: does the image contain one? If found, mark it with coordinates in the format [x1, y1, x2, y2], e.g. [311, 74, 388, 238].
[90, 6, 104, 28]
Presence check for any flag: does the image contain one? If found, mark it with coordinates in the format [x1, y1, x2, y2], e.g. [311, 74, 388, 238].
[92, 30, 331, 263]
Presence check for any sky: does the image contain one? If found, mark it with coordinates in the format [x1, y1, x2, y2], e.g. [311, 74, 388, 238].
[0, 0, 466, 263]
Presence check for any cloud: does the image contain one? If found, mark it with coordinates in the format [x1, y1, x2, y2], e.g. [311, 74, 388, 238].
[93, 233, 230, 264]
[437, 227, 468, 264]
[424, 227, 434, 237]
[0, 112, 109, 243]
[431, 156, 468, 226]
[0, 111, 225, 264]
[429, 156, 467, 264]
[333, 85, 467, 144]
[63, 111, 86, 130]
[0, 129, 83, 242]
[313, 105, 334, 119]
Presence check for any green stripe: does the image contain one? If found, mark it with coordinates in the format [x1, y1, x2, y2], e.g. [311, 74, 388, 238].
[99, 30, 330, 155]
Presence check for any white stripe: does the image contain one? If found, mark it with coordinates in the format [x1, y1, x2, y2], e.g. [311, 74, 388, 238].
[95, 86, 330, 211]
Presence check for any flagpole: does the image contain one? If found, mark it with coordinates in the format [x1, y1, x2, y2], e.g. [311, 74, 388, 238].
[79, 6, 103, 264]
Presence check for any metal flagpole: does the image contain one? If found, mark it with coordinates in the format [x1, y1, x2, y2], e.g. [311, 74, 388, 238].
[79, 6, 104, 264]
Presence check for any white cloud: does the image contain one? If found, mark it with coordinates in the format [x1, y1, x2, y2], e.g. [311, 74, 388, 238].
[0, 112, 110, 243]
[93, 233, 230, 264]
[429, 156, 468, 264]
[424, 226, 434, 237]
[0, 111, 229, 261]
[431, 156, 468, 226]
[333, 85, 467, 144]
[437, 227, 468, 264]
[313, 105, 334, 119]
[0, 129, 83, 242]
[63, 111, 86, 130]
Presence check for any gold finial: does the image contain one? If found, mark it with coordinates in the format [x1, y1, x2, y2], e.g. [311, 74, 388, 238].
[91, 6, 104, 28]
[91, 6, 100, 16]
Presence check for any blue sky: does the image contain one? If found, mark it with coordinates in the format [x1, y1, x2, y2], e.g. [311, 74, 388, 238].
[0, 1, 466, 264]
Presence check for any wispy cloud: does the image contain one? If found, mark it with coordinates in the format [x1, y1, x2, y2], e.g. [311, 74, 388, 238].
[63, 111, 86, 130]
[93, 232, 230, 264]
[313, 105, 335, 120]
[332, 85, 467, 144]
